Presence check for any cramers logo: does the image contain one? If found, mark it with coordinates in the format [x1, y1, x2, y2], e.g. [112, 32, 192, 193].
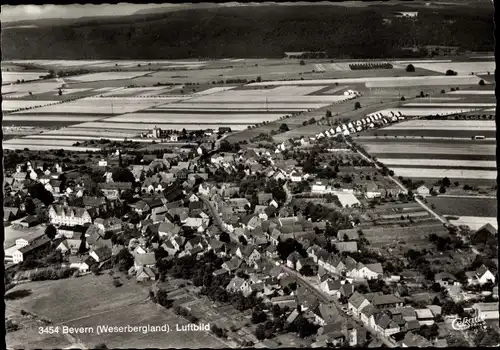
[452, 312, 486, 331]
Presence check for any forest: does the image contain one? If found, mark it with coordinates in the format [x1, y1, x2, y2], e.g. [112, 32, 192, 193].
[2, 4, 493, 59]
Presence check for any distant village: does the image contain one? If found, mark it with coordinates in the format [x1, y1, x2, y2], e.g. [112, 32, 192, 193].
[4, 123, 499, 348]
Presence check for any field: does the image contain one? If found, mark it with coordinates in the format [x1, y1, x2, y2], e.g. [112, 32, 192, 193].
[2, 80, 63, 97]
[2, 100, 59, 111]
[425, 196, 497, 217]
[376, 159, 496, 168]
[360, 221, 449, 253]
[447, 216, 498, 230]
[2, 71, 48, 84]
[4, 224, 47, 248]
[65, 71, 153, 82]
[69, 121, 252, 132]
[6, 274, 227, 349]
[413, 61, 495, 75]
[13, 97, 166, 115]
[247, 75, 486, 87]
[386, 168, 496, 179]
[383, 120, 495, 131]
[3, 114, 105, 122]
[447, 90, 495, 95]
[363, 142, 495, 155]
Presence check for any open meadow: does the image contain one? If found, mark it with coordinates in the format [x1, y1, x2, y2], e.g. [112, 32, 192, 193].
[425, 196, 497, 217]
[6, 274, 227, 349]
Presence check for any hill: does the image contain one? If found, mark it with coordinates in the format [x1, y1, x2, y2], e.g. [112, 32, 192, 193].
[1, 4, 494, 60]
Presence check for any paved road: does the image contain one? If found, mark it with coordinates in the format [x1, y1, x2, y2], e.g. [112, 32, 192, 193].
[344, 138, 448, 225]
[279, 264, 396, 347]
[199, 195, 230, 234]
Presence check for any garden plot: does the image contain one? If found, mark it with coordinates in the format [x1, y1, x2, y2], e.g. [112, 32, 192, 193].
[413, 61, 495, 75]
[2, 71, 47, 84]
[72, 121, 252, 131]
[389, 168, 496, 180]
[363, 142, 495, 156]
[2, 143, 100, 151]
[65, 71, 153, 82]
[2, 100, 58, 111]
[384, 120, 495, 130]
[447, 90, 495, 95]
[13, 97, 164, 115]
[447, 217, 498, 231]
[376, 159, 496, 168]
[105, 112, 286, 124]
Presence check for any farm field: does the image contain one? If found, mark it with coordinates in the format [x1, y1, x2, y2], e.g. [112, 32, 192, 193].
[362, 142, 495, 156]
[425, 196, 497, 217]
[4, 138, 88, 146]
[105, 112, 287, 125]
[383, 120, 496, 130]
[360, 221, 449, 252]
[3, 114, 105, 122]
[2, 71, 48, 84]
[13, 97, 165, 115]
[412, 61, 495, 75]
[387, 168, 496, 180]
[6, 274, 227, 349]
[65, 71, 153, 82]
[368, 107, 482, 117]
[447, 216, 498, 230]
[2, 100, 59, 111]
[376, 159, 496, 168]
[70, 121, 251, 131]
[2, 80, 63, 97]
[447, 90, 495, 95]
[3, 144, 101, 151]
[358, 129, 496, 139]
[248, 75, 486, 87]
[403, 102, 495, 107]
[42, 128, 140, 138]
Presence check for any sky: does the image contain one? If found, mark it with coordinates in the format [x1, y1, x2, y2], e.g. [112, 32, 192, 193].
[0, 4, 184, 22]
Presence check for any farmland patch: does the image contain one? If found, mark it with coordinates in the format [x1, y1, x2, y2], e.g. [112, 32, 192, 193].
[2, 100, 59, 111]
[377, 158, 496, 168]
[389, 167, 496, 180]
[71, 121, 252, 131]
[447, 216, 498, 230]
[2, 71, 48, 84]
[412, 61, 495, 75]
[65, 71, 153, 82]
[425, 197, 497, 217]
[363, 142, 495, 156]
[384, 120, 495, 130]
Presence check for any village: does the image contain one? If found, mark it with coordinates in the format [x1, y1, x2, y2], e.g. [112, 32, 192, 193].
[4, 117, 499, 348]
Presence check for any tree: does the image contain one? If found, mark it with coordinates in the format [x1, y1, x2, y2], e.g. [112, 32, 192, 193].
[326, 110, 332, 118]
[279, 123, 289, 133]
[251, 308, 267, 324]
[400, 96, 405, 101]
[354, 101, 361, 110]
[442, 177, 451, 187]
[479, 79, 485, 86]
[45, 225, 57, 240]
[299, 60, 305, 66]
[219, 232, 230, 243]
[439, 186, 446, 194]
[406, 64, 415, 72]
[156, 288, 169, 307]
[93, 343, 108, 349]
[255, 324, 266, 340]
[445, 69, 457, 76]
[111, 167, 134, 183]
[420, 91, 425, 98]
[256, 76, 262, 82]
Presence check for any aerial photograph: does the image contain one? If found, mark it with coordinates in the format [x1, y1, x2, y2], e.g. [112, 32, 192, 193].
[2, 1, 498, 348]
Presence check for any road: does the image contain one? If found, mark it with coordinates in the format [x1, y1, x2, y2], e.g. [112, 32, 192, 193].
[344, 138, 448, 225]
[279, 264, 396, 347]
[199, 195, 230, 234]
[283, 181, 293, 206]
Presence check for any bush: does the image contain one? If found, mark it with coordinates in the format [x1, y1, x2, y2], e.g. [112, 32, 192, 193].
[445, 69, 457, 76]
[406, 64, 415, 72]
[479, 79, 485, 86]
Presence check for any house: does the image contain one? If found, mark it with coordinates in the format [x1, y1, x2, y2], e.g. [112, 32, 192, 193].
[415, 308, 435, 326]
[349, 262, 384, 280]
[222, 256, 243, 272]
[348, 292, 371, 317]
[134, 253, 157, 269]
[335, 192, 361, 208]
[89, 246, 112, 263]
[415, 185, 430, 196]
[257, 193, 273, 206]
[339, 283, 355, 299]
[226, 276, 252, 297]
[296, 257, 315, 272]
[337, 229, 360, 242]
[4, 207, 20, 222]
[401, 307, 418, 322]
[315, 303, 342, 326]
[286, 252, 303, 269]
[374, 311, 400, 337]
[472, 302, 499, 320]
[334, 241, 358, 253]
[435, 272, 461, 287]
[136, 266, 156, 282]
[236, 246, 261, 265]
[401, 332, 432, 347]
[371, 294, 404, 310]
[466, 264, 496, 285]
[360, 304, 379, 326]
[321, 279, 342, 296]
[94, 217, 122, 233]
[80, 256, 97, 272]
[48, 205, 96, 226]
[158, 222, 181, 239]
[99, 182, 132, 200]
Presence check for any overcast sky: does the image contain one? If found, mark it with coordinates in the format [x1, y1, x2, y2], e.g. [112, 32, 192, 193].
[0, 4, 185, 22]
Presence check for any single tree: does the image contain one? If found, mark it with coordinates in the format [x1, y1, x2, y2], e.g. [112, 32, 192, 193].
[479, 79, 485, 86]
[299, 60, 305, 66]
[406, 64, 415, 72]
[354, 101, 361, 110]
[45, 225, 57, 240]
